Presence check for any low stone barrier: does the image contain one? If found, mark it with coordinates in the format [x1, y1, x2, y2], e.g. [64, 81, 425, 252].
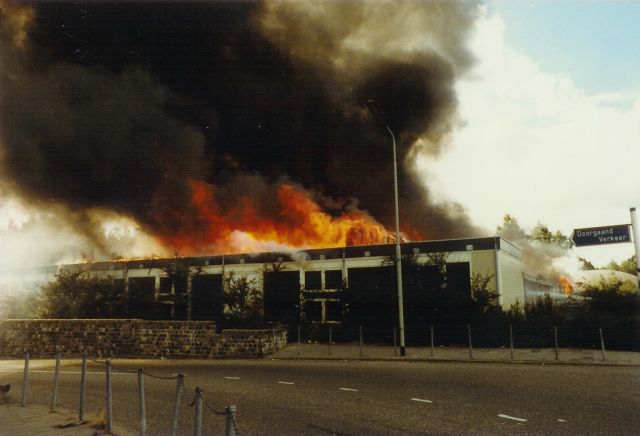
[0, 319, 287, 358]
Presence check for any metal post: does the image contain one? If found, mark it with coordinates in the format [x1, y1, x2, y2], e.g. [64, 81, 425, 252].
[193, 387, 202, 436]
[297, 325, 301, 356]
[467, 324, 473, 359]
[187, 273, 193, 321]
[430, 325, 434, 358]
[50, 352, 61, 412]
[509, 325, 514, 360]
[79, 351, 87, 420]
[393, 326, 397, 357]
[225, 404, 237, 436]
[630, 207, 640, 284]
[21, 352, 29, 407]
[170, 373, 184, 436]
[553, 326, 559, 361]
[138, 368, 147, 436]
[599, 328, 607, 361]
[328, 326, 332, 356]
[359, 326, 364, 358]
[106, 358, 113, 433]
[367, 100, 405, 357]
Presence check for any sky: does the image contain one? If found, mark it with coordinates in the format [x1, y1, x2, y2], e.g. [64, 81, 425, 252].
[419, 0, 640, 267]
[0, 0, 638, 276]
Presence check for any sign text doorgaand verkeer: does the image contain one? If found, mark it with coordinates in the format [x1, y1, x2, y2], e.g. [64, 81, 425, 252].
[571, 224, 631, 247]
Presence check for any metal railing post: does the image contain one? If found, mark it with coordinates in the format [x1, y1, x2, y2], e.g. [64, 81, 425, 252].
[393, 326, 397, 357]
[138, 368, 147, 436]
[553, 326, 559, 361]
[599, 328, 606, 361]
[328, 326, 332, 356]
[106, 358, 113, 433]
[509, 325, 514, 360]
[430, 325, 434, 358]
[193, 387, 202, 436]
[21, 351, 29, 407]
[79, 351, 87, 421]
[359, 326, 364, 358]
[50, 352, 61, 412]
[170, 373, 184, 436]
[225, 404, 237, 436]
[467, 324, 473, 359]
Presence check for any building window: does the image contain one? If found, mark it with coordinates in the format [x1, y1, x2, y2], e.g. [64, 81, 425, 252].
[303, 301, 322, 322]
[305, 271, 322, 290]
[324, 270, 343, 289]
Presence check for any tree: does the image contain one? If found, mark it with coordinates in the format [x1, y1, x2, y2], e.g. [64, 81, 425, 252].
[469, 272, 500, 314]
[605, 255, 637, 276]
[580, 277, 640, 320]
[222, 271, 263, 324]
[578, 256, 596, 270]
[531, 223, 572, 248]
[160, 253, 202, 293]
[0, 291, 40, 319]
[38, 270, 125, 318]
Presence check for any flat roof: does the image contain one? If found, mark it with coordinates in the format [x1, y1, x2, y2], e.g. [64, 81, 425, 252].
[58, 236, 519, 271]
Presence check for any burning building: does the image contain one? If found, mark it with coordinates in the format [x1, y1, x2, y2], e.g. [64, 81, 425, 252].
[59, 237, 525, 325]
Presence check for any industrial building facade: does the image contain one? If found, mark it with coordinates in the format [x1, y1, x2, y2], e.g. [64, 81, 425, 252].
[58, 236, 525, 325]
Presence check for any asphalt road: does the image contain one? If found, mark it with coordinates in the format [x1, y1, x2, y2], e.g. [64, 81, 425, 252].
[1, 359, 638, 435]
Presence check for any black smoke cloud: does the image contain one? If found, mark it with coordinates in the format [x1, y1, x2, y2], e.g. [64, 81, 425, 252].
[0, 0, 483, 255]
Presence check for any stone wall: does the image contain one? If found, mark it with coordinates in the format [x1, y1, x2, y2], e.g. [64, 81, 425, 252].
[0, 319, 287, 358]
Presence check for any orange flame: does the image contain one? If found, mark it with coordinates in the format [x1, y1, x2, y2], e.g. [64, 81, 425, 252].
[151, 180, 412, 255]
[559, 275, 574, 295]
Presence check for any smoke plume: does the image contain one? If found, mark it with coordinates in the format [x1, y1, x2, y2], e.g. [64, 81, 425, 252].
[0, 0, 482, 262]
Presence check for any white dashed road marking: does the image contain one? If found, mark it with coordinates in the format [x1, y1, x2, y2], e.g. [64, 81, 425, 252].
[277, 381, 295, 385]
[498, 414, 527, 422]
[410, 398, 433, 403]
[558, 419, 566, 422]
[224, 376, 240, 380]
[339, 387, 358, 392]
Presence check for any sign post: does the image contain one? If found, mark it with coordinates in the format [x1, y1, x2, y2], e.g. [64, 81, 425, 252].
[630, 208, 640, 283]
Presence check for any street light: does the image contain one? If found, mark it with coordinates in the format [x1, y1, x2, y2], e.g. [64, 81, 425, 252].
[366, 99, 406, 356]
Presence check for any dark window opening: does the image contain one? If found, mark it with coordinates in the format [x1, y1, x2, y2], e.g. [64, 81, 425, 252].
[305, 271, 321, 290]
[263, 271, 300, 324]
[191, 274, 224, 321]
[303, 301, 322, 322]
[325, 270, 343, 289]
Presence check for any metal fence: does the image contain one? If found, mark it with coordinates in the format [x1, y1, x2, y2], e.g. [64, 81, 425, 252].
[287, 323, 640, 359]
[0, 351, 239, 436]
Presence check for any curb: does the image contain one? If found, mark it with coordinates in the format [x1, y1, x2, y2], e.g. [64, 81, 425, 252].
[270, 356, 640, 367]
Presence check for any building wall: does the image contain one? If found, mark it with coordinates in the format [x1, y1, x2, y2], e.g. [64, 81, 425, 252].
[498, 250, 525, 308]
[470, 250, 498, 291]
[58, 237, 525, 322]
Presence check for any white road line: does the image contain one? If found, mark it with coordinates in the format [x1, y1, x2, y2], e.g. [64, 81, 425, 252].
[410, 398, 433, 403]
[277, 381, 295, 385]
[557, 419, 566, 422]
[224, 376, 240, 380]
[339, 387, 358, 392]
[498, 414, 528, 422]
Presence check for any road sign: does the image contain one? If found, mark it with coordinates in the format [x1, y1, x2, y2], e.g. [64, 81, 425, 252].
[571, 224, 631, 247]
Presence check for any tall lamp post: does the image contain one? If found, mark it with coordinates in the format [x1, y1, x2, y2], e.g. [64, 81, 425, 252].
[366, 100, 406, 356]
